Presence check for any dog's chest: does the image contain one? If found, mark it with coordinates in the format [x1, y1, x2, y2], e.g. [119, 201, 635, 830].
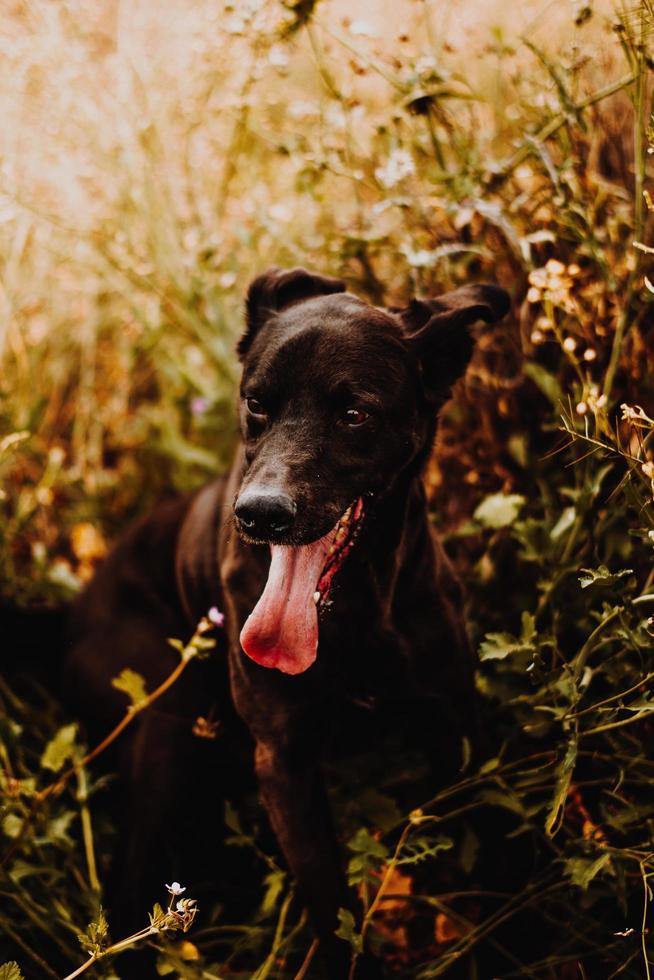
[318, 608, 414, 701]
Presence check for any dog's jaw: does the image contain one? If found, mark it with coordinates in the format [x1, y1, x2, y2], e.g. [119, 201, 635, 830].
[239, 498, 365, 674]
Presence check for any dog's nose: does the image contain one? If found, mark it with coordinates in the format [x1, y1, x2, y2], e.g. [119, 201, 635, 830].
[234, 489, 297, 537]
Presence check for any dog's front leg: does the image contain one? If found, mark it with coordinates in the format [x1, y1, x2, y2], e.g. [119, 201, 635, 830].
[253, 735, 361, 974]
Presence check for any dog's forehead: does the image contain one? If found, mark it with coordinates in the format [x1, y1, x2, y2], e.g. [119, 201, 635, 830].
[244, 293, 407, 388]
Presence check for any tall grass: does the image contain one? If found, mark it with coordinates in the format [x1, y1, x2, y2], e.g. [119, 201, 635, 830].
[1, 1, 654, 977]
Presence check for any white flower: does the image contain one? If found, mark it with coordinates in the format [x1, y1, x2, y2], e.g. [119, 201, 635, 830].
[620, 404, 654, 425]
[374, 149, 415, 189]
[166, 881, 186, 897]
[403, 247, 435, 268]
[208, 607, 225, 627]
[268, 46, 289, 68]
[415, 56, 438, 75]
[349, 20, 376, 37]
[288, 100, 318, 120]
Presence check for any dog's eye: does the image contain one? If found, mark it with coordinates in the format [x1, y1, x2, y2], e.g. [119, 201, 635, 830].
[342, 408, 369, 427]
[246, 397, 266, 418]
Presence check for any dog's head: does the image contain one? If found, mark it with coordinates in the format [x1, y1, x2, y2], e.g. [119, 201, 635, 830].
[233, 266, 510, 674]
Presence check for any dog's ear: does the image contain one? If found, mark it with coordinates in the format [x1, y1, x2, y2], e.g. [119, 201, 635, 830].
[238, 267, 346, 359]
[398, 283, 510, 405]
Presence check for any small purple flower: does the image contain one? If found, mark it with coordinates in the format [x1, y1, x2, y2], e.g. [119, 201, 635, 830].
[190, 395, 210, 417]
[208, 606, 225, 628]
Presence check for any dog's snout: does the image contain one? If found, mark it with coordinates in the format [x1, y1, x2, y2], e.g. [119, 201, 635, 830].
[234, 489, 297, 537]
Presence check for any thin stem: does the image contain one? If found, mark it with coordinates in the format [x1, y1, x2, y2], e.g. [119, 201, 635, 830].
[1, 623, 215, 870]
[76, 764, 100, 892]
[293, 939, 320, 980]
[0, 915, 60, 978]
[572, 593, 654, 682]
[567, 671, 654, 719]
[348, 821, 413, 980]
[252, 887, 294, 980]
[61, 926, 159, 980]
[641, 860, 652, 980]
[580, 707, 654, 737]
[604, 26, 648, 399]
[487, 73, 636, 188]
[48, 655, 188, 798]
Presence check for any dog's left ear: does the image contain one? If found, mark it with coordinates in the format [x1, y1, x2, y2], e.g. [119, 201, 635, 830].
[398, 283, 510, 405]
[238, 267, 346, 359]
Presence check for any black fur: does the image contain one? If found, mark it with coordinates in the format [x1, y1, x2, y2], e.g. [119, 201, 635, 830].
[65, 268, 510, 977]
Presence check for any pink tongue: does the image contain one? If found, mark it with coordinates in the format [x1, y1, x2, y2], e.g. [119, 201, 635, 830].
[240, 534, 333, 675]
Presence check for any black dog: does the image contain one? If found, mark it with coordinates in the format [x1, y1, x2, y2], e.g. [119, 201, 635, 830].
[65, 268, 510, 976]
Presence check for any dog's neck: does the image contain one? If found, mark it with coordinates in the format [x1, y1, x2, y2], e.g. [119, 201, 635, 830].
[355, 460, 434, 606]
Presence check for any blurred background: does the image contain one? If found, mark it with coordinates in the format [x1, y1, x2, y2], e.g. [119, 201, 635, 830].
[2, 1, 654, 977]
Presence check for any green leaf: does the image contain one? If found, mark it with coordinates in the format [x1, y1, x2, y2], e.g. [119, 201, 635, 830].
[346, 828, 389, 886]
[40, 723, 78, 772]
[525, 361, 563, 407]
[545, 738, 577, 837]
[111, 668, 148, 708]
[396, 833, 453, 866]
[550, 506, 576, 541]
[260, 870, 286, 916]
[564, 852, 612, 890]
[620, 697, 654, 712]
[479, 631, 527, 661]
[579, 566, 633, 591]
[479, 789, 526, 817]
[46, 811, 76, 844]
[347, 827, 388, 859]
[474, 493, 525, 529]
[335, 908, 363, 954]
[0, 963, 24, 980]
[149, 902, 168, 930]
[352, 788, 402, 833]
[479, 614, 536, 662]
[460, 825, 480, 874]
[2, 814, 22, 840]
[224, 800, 243, 834]
[78, 908, 109, 955]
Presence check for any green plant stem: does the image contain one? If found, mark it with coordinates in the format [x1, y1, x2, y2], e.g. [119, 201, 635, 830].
[75, 764, 99, 893]
[641, 860, 652, 980]
[62, 925, 159, 980]
[293, 938, 319, 980]
[602, 263, 640, 400]
[46, 653, 190, 800]
[0, 915, 60, 979]
[580, 706, 654, 737]
[568, 671, 654, 719]
[604, 25, 648, 400]
[253, 887, 294, 980]
[1, 627, 212, 871]
[572, 593, 654, 682]
[427, 895, 538, 978]
[347, 820, 413, 980]
[487, 72, 636, 188]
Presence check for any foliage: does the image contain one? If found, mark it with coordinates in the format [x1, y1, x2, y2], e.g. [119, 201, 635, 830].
[1, 0, 654, 977]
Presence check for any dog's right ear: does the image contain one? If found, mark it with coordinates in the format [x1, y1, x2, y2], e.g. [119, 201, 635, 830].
[238, 267, 346, 359]
[397, 283, 511, 407]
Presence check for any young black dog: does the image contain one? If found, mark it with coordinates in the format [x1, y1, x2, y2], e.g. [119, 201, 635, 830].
[65, 268, 510, 976]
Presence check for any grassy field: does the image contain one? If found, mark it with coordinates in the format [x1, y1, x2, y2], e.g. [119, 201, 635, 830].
[1, 1, 654, 976]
